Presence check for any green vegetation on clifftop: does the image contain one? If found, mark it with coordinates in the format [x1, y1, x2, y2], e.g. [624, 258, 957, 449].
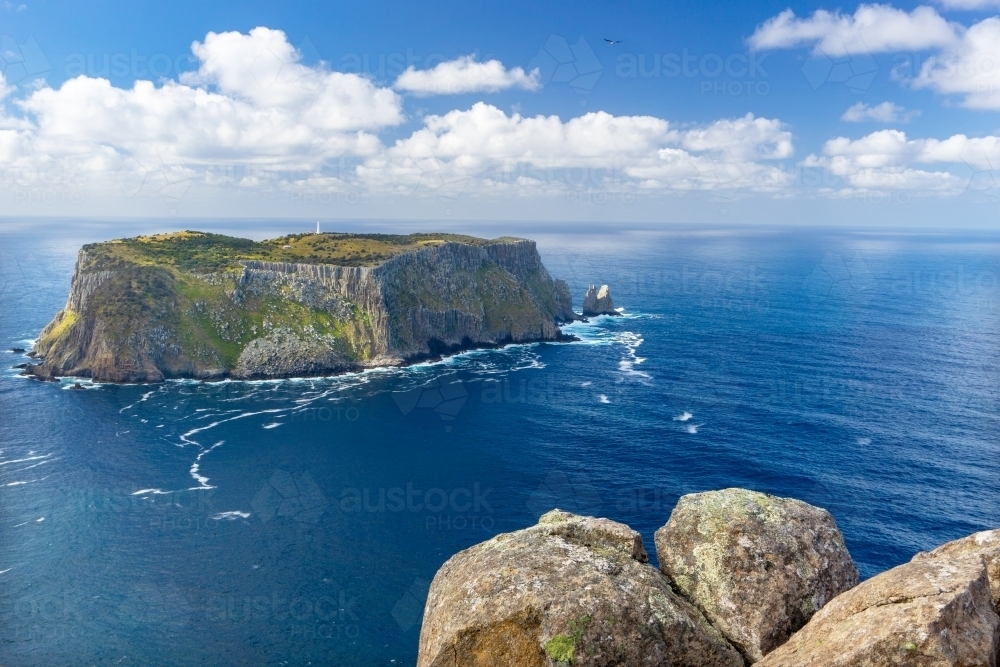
[31, 230, 573, 382]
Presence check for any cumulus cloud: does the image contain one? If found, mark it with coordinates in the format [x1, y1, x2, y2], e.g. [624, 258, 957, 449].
[750, 6, 1000, 110]
[357, 103, 793, 196]
[913, 17, 1000, 108]
[841, 101, 919, 122]
[749, 4, 960, 55]
[802, 129, 1000, 194]
[16, 28, 403, 162]
[0, 27, 407, 203]
[393, 56, 540, 95]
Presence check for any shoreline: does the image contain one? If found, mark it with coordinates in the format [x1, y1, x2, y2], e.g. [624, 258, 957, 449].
[16, 326, 584, 387]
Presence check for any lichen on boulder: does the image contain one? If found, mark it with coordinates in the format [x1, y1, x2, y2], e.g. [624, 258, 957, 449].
[654, 488, 859, 662]
[912, 529, 1000, 614]
[757, 553, 1000, 667]
[417, 509, 744, 667]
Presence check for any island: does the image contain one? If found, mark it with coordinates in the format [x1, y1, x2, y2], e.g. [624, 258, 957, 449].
[25, 231, 577, 383]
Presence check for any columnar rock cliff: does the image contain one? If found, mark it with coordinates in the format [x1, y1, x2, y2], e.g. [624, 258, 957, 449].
[26, 231, 576, 382]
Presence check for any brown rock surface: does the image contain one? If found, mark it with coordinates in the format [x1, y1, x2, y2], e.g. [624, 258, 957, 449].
[417, 510, 744, 667]
[913, 530, 1000, 613]
[654, 488, 859, 662]
[757, 554, 1000, 667]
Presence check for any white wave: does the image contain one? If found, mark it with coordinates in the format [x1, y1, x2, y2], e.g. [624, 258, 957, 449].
[188, 440, 225, 489]
[599, 394, 610, 404]
[857, 437, 872, 446]
[10, 460, 53, 473]
[581, 381, 592, 387]
[4, 481, 31, 487]
[616, 332, 651, 380]
[0, 568, 11, 574]
[0, 454, 51, 467]
[262, 423, 282, 429]
[673, 411, 693, 422]
[118, 390, 156, 413]
[131, 488, 173, 496]
[211, 511, 251, 520]
[686, 424, 701, 434]
[35, 517, 44, 522]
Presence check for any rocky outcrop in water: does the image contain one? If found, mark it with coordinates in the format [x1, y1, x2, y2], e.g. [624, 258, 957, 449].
[27, 234, 575, 382]
[417, 490, 1000, 666]
[655, 488, 859, 662]
[583, 284, 617, 316]
[417, 510, 744, 667]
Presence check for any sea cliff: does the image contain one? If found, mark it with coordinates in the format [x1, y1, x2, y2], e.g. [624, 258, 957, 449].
[26, 231, 575, 382]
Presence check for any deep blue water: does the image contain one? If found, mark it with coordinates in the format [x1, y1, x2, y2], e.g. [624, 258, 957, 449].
[1, 222, 998, 666]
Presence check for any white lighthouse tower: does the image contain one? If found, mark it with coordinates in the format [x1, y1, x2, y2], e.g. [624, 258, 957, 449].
[316, 221, 320, 234]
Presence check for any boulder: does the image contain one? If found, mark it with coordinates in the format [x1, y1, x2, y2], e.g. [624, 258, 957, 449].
[757, 554, 1000, 667]
[654, 488, 859, 662]
[912, 529, 1000, 613]
[417, 510, 744, 667]
[583, 285, 618, 316]
[9, 347, 26, 353]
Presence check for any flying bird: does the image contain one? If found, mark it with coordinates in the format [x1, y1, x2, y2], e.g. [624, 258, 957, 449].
[604, 38, 623, 45]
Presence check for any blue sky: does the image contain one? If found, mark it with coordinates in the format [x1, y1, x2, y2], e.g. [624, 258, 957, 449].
[2, 0, 1000, 225]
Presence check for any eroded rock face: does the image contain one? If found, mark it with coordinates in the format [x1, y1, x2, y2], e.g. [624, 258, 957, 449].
[757, 554, 1000, 667]
[233, 330, 355, 379]
[654, 488, 859, 662]
[913, 529, 1000, 613]
[29, 235, 575, 382]
[417, 510, 744, 667]
[583, 284, 617, 316]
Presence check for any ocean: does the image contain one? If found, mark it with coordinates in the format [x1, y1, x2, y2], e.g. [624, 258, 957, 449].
[1, 222, 998, 666]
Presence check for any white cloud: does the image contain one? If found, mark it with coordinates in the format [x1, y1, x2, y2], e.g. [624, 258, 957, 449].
[841, 101, 919, 122]
[750, 6, 1000, 110]
[913, 17, 1000, 108]
[749, 4, 960, 55]
[803, 129, 1000, 194]
[935, 0, 1000, 9]
[393, 56, 540, 95]
[0, 27, 405, 203]
[357, 104, 793, 196]
[182, 27, 404, 131]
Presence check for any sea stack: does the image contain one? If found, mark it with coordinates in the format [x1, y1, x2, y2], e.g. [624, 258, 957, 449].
[582, 284, 618, 316]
